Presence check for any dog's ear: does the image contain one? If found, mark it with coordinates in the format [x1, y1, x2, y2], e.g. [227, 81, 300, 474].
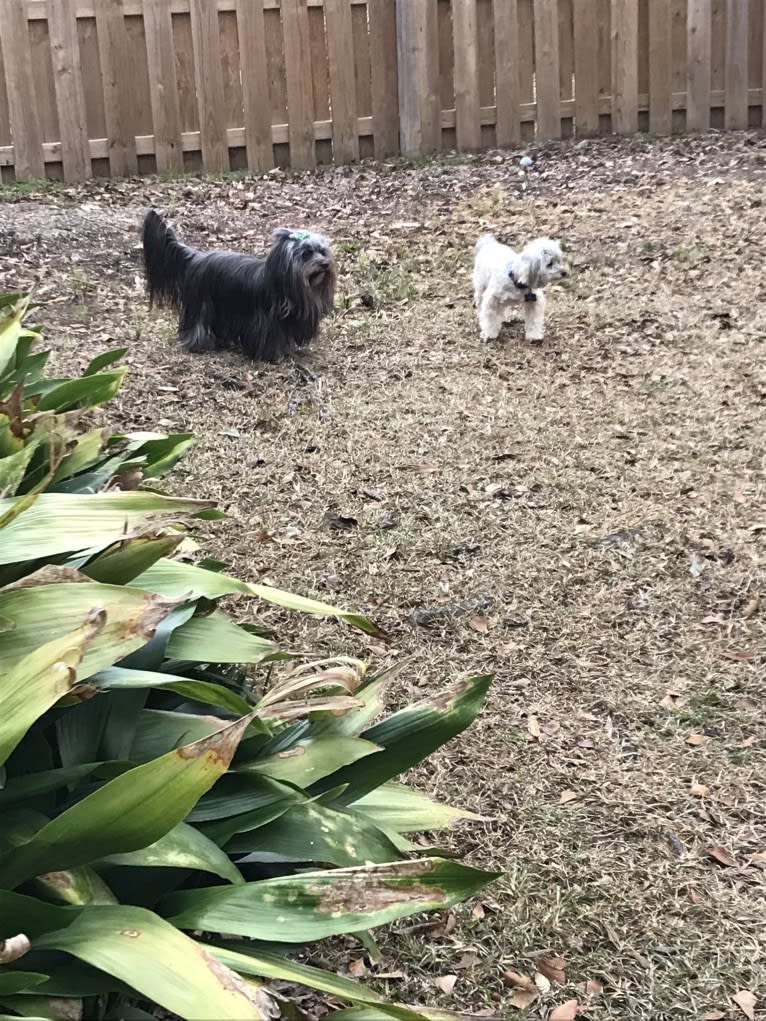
[516, 252, 540, 289]
[270, 228, 293, 246]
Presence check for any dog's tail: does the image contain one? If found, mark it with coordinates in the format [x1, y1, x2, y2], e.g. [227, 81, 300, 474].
[474, 233, 497, 254]
[141, 209, 193, 309]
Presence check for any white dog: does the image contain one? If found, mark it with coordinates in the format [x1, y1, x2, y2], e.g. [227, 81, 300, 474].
[473, 234, 568, 343]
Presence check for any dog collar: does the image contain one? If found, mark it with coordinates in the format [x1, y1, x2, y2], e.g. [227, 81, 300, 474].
[509, 271, 537, 301]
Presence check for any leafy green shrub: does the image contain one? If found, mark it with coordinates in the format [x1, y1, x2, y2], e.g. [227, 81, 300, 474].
[0, 296, 496, 1021]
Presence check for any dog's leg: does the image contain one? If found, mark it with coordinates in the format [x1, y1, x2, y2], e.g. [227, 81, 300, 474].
[523, 291, 546, 343]
[478, 290, 504, 341]
[178, 304, 216, 352]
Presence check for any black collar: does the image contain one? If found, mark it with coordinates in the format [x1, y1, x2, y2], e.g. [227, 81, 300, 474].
[510, 271, 537, 301]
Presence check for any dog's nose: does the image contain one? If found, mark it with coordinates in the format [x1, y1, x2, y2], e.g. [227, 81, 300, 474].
[561, 266, 569, 277]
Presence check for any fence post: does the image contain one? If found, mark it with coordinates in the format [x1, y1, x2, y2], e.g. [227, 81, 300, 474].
[395, 0, 439, 157]
[0, 0, 45, 180]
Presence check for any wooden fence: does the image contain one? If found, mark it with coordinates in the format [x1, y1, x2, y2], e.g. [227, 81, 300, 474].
[0, 0, 764, 183]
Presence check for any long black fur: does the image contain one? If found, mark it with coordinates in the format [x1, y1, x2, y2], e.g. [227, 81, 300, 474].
[141, 210, 336, 363]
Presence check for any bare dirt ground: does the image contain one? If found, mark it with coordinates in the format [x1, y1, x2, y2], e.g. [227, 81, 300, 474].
[1, 132, 765, 1021]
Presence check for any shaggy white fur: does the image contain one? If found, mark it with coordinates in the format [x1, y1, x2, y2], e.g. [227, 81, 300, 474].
[473, 234, 568, 343]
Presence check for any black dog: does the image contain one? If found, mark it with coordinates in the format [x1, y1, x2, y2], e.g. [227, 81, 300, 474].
[141, 210, 336, 362]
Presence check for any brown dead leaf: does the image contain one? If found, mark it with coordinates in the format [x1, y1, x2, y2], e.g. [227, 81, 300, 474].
[689, 887, 703, 903]
[444, 912, 457, 935]
[733, 490, 746, 504]
[690, 782, 710, 797]
[468, 614, 490, 634]
[471, 901, 486, 920]
[687, 733, 707, 746]
[508, 988, 538, 1010]
[503, 971, 535, 991]
[732, 989, 757, 1020]
[434, 975, 457, 995]
[722, 649, 755, 662]
[743, 595, 760, 618]
[707, 846, 737, 868]
[534, 972, 552, 994]
[527, 715, 542, 739]
[580, 979, 604, 996]
[740, 735, 756, 748]
[537, 956, 567, 985]
[550, 1001, 579, 1021]
[455, 953, 480, 970]
[348, 959, 366, 978]
[703, 1010, 726, 1020]
[748, 850, 766, 865]
[559, 789, 579, 805]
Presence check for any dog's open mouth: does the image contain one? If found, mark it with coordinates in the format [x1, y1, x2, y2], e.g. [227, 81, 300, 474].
[308, 268, 328, 287]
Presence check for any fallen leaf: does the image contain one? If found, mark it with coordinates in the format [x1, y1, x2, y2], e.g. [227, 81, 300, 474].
[455, 952, 480, 970]
[581, 979, 604, 996]
[375, 971, 404, 980]
[689, 887, 703, 903]
[733, 989, 757, 1020]
[550, 1000, 579, 1021]
[703, 1011, 726, 1020]
[748, 850, 766, 865]
[740, 736, 756, 748]
[527, 715, 542, 739]
[468, 614, 490, 634]
[559, 789, 579, 805]
[471, 901, 486, 920]
[660, 693, 679, 709]
[743, 596, 760, 618]
[707, 846, 737, 868]
[687, 733, 707, 746]
[733, 491, 746, 504]
[722, 649, 755, 662]
[690, 782, 710, 797]
[503, 971, 535, 991]
[508, 988, 538, 1009]
[434, 975, 457, 995]
[537, 956, 567, 985]
[534, 972, 551, 994]
[348, 959, 366, 978]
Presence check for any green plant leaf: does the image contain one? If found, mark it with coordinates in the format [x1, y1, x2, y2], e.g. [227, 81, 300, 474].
[0, 715, 253, 888]
[0, 611, 104, 766]
[36, 370, 126, 414]
[35, 904, 272, 1020]
[316, 675, 493, 803]
[99, 821, 244, 884]
[91, 666, 252, 715]
[0, 577, 180, 681]
[32, 864, 117, 905]
[0, 974, 49, 996]
[83, 349, 128, 376]
[162, 858, 499, 941]
[132, 435, 196, 479]
[0, 763, 103, 807]
[236, 736, 381, 785]
[166, 612, 273, 664]
[82, 535, 185, 585]
[225, 799, 404, 864]
[0, 300, 29, 378]
[0, 491, 214, 564]
[350, 781, 480, 833]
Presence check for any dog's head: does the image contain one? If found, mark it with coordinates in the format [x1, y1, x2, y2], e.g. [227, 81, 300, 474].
[269, 229, 336, 313]
[514, 238, 568, 290]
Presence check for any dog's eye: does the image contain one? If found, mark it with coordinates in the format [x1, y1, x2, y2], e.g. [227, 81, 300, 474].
[301, 248, 313, 261]
[547, 258, 555, 267]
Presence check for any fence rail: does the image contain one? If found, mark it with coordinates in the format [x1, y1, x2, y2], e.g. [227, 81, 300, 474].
[0, 0, 764, 183]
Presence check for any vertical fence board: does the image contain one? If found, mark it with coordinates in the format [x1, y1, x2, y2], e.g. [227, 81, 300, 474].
[572, 0, 599, 135]
[0, 0, 44, 179]
[597, 0, 612, 129]
[611, 0, 639, 134]
[395, 0, 424, 154]
[421, 0, 441, 150]
[144, 0, 183, 171]
[687, 0, 711, 130]
[725, 0, 748, 128]
[48, 0, 92, 180]
[763, 0, 766, 125]
[0, 32, 11, 154]
[236, 0, 273, 171]
[516, 0, 534, 109]
[282, 0, 315, 169]
[534, 0, 561, 140]
[325, 0, 359, 162]
[453, 0, 481, 148]
[494, 0, 520, 146]
[94, 0, 137, 177]
[172, 13, 198, 135]
[369, 0, 399, 156]
[78, 17, 107, 146]
[219, 11, 243, 131]
[649, 0, 673, 133]
[477, 0, 495, 109]
[559, 0, 574, 100]
[352, 3, 372, 118]
[749, 0, 762, 95]
[189, 0, 229, 171]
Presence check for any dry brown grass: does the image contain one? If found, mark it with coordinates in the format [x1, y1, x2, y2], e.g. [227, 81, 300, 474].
[1, 132, 765, 1021]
